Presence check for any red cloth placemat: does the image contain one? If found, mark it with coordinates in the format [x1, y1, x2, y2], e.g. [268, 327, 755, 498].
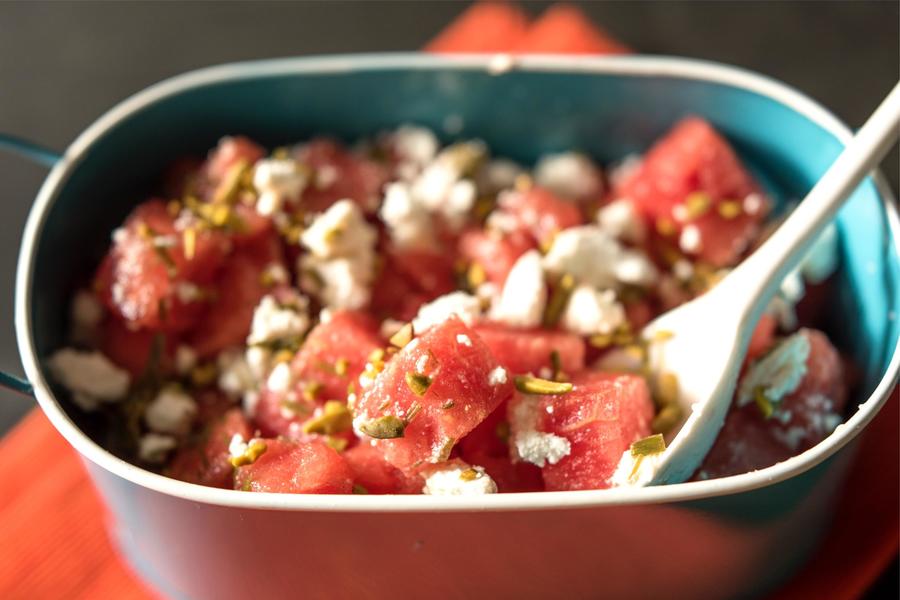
[0, 3, 896, 598]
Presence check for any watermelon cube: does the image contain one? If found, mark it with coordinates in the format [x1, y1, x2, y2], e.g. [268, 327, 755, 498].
[529, 371, 654, 491]
[296, 138, 389, 213]
[203, 136, 265, 185]
[353, 316, 513, 472]
[166, 407, 251, 489]
[496, 186, 584, 246]
[473, 323, 585, 376]
[343, 442, 422, 494]
[457, 228, 535, 287]
[233, 438, 354, 494]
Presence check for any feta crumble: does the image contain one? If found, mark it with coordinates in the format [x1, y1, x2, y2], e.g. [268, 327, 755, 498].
[70, 290, 103, 344]
[253, 158, 309, 216]
[174, 346, 197, 375]
[487, 366, 508, 386]
[679, 224, 702, 254]
[218, 349, 257, 398]
[145, 387, 197, 435]
[301, 255, 375, 311]
[737, 332, 811, 407]
[422, 464, 498, 496]
[138, 433, 178, 463]
[561, 285, 625, 336]
[597, 199, 645, 243]
[476, 158, 523, 194]
[247, 294, 310, 346]
[412, 291, 482, 334]
[390, 125, 439, 169]
[542, 226, 656, 289]
[300, 199, 377, 259]
[456, 334, 473, 347]
[534, 152, 602, 201]
[46, 349, 131, 411]
[266, 362, 294, 393]
[508, 395, 571, 467]
[228, 433, 248, 460]
[610, 446, 665, 487]
[379, 182, 434, 250]
[490, 250, 547, 328]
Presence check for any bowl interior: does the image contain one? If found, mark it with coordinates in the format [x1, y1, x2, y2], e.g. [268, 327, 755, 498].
[25, 59, 900, 453]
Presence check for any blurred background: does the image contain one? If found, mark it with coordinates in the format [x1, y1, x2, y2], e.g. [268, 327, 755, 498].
[0, 0, 897, 594]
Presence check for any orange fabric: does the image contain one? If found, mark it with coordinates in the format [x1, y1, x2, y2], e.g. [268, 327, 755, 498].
[0, 4, 895, 599]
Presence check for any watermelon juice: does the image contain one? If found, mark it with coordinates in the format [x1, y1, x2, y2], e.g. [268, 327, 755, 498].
[46, 121, 848, 494]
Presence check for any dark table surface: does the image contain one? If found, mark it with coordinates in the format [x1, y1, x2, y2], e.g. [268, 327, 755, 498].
[0, 0, 897, 595]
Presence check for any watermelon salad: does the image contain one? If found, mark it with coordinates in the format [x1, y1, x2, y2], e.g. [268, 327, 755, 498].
[46, 119, 849, 495]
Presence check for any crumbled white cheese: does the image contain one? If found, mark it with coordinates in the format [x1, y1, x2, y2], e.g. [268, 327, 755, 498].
[534, 152, 602, 201]
[300, 254, 375, 311]
[488, 366, 508, 386]
[422, 464, 498, 495]
[672, 259, 695, 282]
[138, 433, 178, 463]
[301, 199, 377, 259]
[300, 200, 377, 310]
[542, 226, 656, 289]
[144, 387, 197, 435]
[266, 362, 294, 393]
[70, 290, 103, 343]
[737, 332, 810, 407]
[412, 291, 482, 334]
[476, 158, 523, 194]
[176, 282, 203, 303]
[561, 285, 625, 336]
[218, 349, 257, 398]
[380, 182, 434, 250]
[743, 192, 764, 216]
[174, 345, 197, 375]
[228, 433, 248, 460]
[766, 295, 798, 330]
[610, 447, 665, 487]
[679, 224, 702, 254]
[490, 250, 547, 328]
[243, 391, 260, 419]
[444, 179, 477, 230]
[253, 158, 309, 216]
[315, 164, 339, 189]
[597, 199, 645, 243]
[508, 395, 571, 467]
[47, 349, 131, 411]
[246, 294, 310, 346]
[244, 345, 271, 380]
[260, 263, 290, 286]
[456, 334, 473, 347]
[391, 125, 439, 168]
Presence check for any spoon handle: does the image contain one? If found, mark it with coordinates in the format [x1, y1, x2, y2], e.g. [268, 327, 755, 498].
[718, 81, 900, 327]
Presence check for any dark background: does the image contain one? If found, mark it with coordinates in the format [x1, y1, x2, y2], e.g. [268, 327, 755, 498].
[0, 0, 897, 595]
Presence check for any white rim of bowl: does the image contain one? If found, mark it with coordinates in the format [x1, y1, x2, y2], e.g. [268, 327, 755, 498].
[15, 53, 900, 512]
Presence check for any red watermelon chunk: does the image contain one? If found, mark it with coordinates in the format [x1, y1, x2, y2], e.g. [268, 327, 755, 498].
[697, 328, 848, 480]
[473, 323, 585, 376]
[614, 117, 769, 267]
[290, 311, 383, 403]
[458, 402, 543, 493]
[99, 315, 175, 379]
[233, 438, 353, 494]
[534, 371, 654, 491]
[496, 186, 584, 246]
[95, 200, 231, 332]
[746, 313, 777, 364]
[343, 442, 422, 494]
[188, 233, 285, 358]
[354, 316, 513, 472]
[203, 136, 265, 185]
[296, 138, 389, 213]
[166, 407, 251, 489]
[370, 248, 458, 321]
[458, 228, 535, 287]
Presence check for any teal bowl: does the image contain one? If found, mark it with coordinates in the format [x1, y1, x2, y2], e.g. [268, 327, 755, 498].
[4, 55, 898, 600]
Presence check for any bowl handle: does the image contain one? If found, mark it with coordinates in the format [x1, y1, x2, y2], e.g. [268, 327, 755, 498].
[0, 133, 58, 397]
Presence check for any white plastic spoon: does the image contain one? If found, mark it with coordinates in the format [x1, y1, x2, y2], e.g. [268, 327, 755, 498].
[623, 81, 900, 487]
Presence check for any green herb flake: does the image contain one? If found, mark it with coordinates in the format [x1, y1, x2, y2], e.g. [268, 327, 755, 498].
[753, 387, 775, 419]
[549, 349, 563, 381]
[651, 405, 682, 435]
[389, 323, 414, 348]
[543, 273, 575, 328]
[352, 484, 369, 495]
[359, 415, 407, 439]
[230, 439, 268, 467]
[514, 375, 573, 396]
[459, 468, 480, 482]
[334, 357, 350, 377]
[630, 434, 666, 458]
[301, 400, 353, 435]
[405, 372, 432, 397]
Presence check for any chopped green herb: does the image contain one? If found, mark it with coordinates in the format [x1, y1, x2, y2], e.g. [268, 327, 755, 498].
[230, 439, 267, 467]
[352, 484, 369, 495]
[495, 420, 510, 443]
[754, 386, 774, 419]
[302, 400, 353, 435]
[302, 381, 324, 402]
[459, 468, 480, 482]
[717, 200, 743, 220]
[514, 375, 573, 395]
[549, 349, 563, 381]
[684, 192, 712, 219]
[182, 227, 197, 260]
[630, 434, 666, 458]
[389, 323, 414, 348]
[359, 415, 407, 439]
[323, 435, 349, 453]
[334, 357, 350, 377]
[543, 273, 575, 328]
[405, 372, 432, 397]
[651, 405, 682, 435]
[213, 159, 250, 204]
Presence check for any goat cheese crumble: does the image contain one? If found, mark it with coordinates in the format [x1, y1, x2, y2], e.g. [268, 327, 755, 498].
[561, 285, 626, 336]
[138, 433, 178, 463]
[737, 332, 811, 407]
[144, 387, 197, 435]
[542, 226, 656, 289]
[412, 292, 482, 334]
[253, 158, 309, 216]
[247, 293, 310, 346]
[508, 395, 572, 467]
[490, 250, 547, 328]
[534, 152, 602, 201]
[46, 349, 131, 411]
[422, 463, 498, 495]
